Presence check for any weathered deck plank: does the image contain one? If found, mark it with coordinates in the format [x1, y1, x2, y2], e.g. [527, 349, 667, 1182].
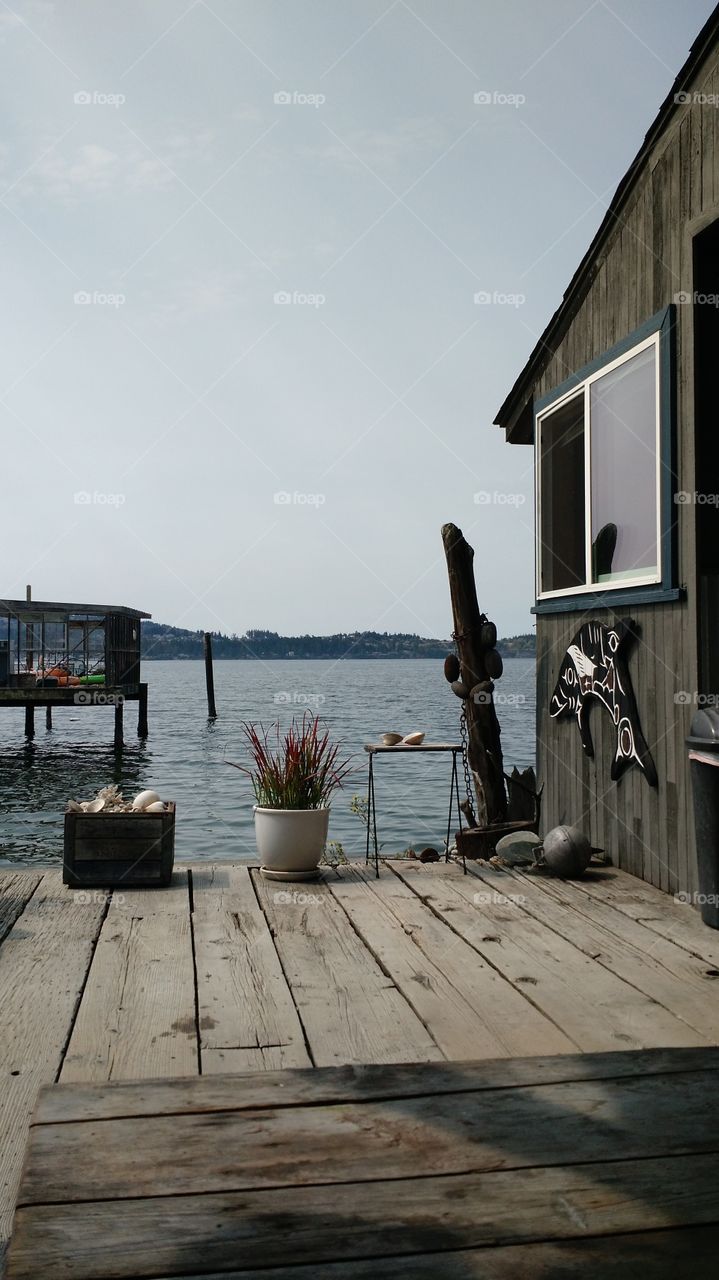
[9, 1152, 719, 1278]
[192, 864, 310, 1073]
[328, 866, 574, 1057]
[252, 870, 442, 1066]
[393, 861, 705, 1050]
[0, 872, 42, 945]
[0, 872, 105, 1252]
[60, 873, 197, 1083]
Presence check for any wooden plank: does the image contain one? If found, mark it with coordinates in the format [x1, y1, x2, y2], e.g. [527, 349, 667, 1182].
[475, 864, 717, 1041]
[564, 865, 719, 968]
[35, 1045, 719, 1125]
[395, 861, 702, 1050]
[143, 1228, 719, 1280]
[60, 873, 197, 1082]
[252, 870, 442, 1066]
[192, 864, 310, 1072]
[0, 871, 106, 1252]
[20, 1067, 719, 1205]
[0, 871, 41, 944]
[8, 1152, 719, 1279]
[328, 866, 574, 1057]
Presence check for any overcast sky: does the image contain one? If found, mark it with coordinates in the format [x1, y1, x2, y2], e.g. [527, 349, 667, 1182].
[0, 0, 714, 639]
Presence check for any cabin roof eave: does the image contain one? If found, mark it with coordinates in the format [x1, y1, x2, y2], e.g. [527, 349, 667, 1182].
[0, 599, 151, 620]
[494, 1, 719, 440]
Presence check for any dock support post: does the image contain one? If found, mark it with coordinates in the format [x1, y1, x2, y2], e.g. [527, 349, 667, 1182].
[204, 632, 217, 719]
[24, 704, 35, 738]
[114, 701, 124, 750]
[137, 683, 148, 737]
[45, 706, 52, 730]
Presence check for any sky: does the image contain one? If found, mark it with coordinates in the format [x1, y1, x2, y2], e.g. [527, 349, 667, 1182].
[0, 0, 715, 640]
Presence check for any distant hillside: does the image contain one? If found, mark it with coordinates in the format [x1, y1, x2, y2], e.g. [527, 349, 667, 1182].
[141, 623, 535, 660]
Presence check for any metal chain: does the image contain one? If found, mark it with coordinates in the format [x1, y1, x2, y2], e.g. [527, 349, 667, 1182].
[459, 702, 475, 813]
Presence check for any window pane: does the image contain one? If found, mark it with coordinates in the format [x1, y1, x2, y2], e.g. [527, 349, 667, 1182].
[590, 345, 657, 582]
[539, 394, 586, 593]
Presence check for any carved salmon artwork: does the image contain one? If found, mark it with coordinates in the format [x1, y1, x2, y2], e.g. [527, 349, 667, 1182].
[550, 619, 657, 786]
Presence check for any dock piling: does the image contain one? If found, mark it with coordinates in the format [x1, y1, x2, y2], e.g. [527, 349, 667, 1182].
[204, 632, 217, 719]
[114, 701, 124, 750]
[137, 683, 148, 737]
[24, 705, 34, 738]
[45, 706, 52, 730]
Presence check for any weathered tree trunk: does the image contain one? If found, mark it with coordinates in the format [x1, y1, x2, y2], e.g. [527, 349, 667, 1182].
[442, 522, 506, 825]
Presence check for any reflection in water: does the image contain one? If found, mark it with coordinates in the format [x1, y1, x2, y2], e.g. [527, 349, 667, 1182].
[0, 659, 536, 866]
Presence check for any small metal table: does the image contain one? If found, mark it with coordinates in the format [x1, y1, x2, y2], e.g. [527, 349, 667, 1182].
[363, 742, 466, 876]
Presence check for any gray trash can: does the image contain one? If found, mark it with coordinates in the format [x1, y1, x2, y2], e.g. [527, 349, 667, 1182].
[687, 707, 719, 929]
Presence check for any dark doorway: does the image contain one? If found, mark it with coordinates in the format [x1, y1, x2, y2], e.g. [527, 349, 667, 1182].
[693, 218, 719, 695]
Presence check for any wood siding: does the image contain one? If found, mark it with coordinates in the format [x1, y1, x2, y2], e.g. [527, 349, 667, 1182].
[534, 54, 719, 895]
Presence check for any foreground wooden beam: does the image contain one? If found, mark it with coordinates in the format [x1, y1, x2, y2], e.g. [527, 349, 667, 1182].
[442, 523, 506, 825]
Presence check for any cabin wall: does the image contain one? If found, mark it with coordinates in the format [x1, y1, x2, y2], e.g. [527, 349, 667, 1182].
[534, 52, 719, 895]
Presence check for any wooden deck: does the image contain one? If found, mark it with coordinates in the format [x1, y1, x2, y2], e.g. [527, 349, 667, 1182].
[2, 857, 719, 1268]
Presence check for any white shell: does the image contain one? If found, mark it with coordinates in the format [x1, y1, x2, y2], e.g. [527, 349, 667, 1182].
[143, 801, 165, 813]
[86, 798, 105, 813]
[403, 732, 425, 746]
[66, 799, 83, 812]
[132, 789, 161, 811]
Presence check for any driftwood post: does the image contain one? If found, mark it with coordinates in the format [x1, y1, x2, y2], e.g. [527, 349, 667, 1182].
[442, 522, 506, 826]
[204, 633, 217, 719]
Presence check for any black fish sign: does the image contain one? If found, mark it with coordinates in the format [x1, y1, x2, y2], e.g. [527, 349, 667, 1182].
[550, 619, 657, 786]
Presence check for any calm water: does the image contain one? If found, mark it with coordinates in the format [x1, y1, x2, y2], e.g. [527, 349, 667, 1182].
[0, 659, 536, 865]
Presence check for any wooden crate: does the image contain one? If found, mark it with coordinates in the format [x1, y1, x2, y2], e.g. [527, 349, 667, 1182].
[63, 803, 176, 888]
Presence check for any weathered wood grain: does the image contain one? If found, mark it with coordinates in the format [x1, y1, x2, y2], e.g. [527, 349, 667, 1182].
[252, 870, 442, 1066]
[192, 864, 310, 1072]
[60, 874, 197, 1082]
[397, 861, 702, 1050]
[8, 1152, 719, 1279]
[0, 872, 105, 1251]
[0, 871, 41, 944]
[329, 866, 573, 1057]
[20, 1067, 719, 1205]
[144, 1228, 719, 1280]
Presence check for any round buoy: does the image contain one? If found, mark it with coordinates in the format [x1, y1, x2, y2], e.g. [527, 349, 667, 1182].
[484, 648, 504, 680]
[542, 826, 592, 878]
[444, 653, 460, 683]
[451, 679, 470, 699]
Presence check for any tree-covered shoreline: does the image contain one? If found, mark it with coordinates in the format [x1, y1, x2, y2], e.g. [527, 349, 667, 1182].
[141, 623, 535, 660]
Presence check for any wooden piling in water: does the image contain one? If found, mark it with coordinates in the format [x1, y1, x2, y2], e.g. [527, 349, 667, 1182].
[24, 705, 34, 739]
[137, 683, 148, 737]
[204, 633, 217, 719]
[114, 701, 124, 750]
[45, 706, 52, 730]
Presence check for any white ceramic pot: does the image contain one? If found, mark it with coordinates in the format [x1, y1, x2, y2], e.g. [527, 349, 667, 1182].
[254, 807, 329, 878]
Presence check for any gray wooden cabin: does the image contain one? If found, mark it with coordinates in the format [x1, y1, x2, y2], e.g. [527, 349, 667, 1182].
[495, 6, 719, 897]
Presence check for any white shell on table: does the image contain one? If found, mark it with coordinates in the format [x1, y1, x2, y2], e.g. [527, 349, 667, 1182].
[85, 798, 105, 813]
[132, 789, 161, 811]
[403, 732, 425, 746]
[143, 801, 165, 813]
[66, 799, 83, 813]
[381, 732, 403, 746]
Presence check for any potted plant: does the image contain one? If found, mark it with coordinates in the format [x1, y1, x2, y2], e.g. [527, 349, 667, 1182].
[228, 714, 353, 880]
